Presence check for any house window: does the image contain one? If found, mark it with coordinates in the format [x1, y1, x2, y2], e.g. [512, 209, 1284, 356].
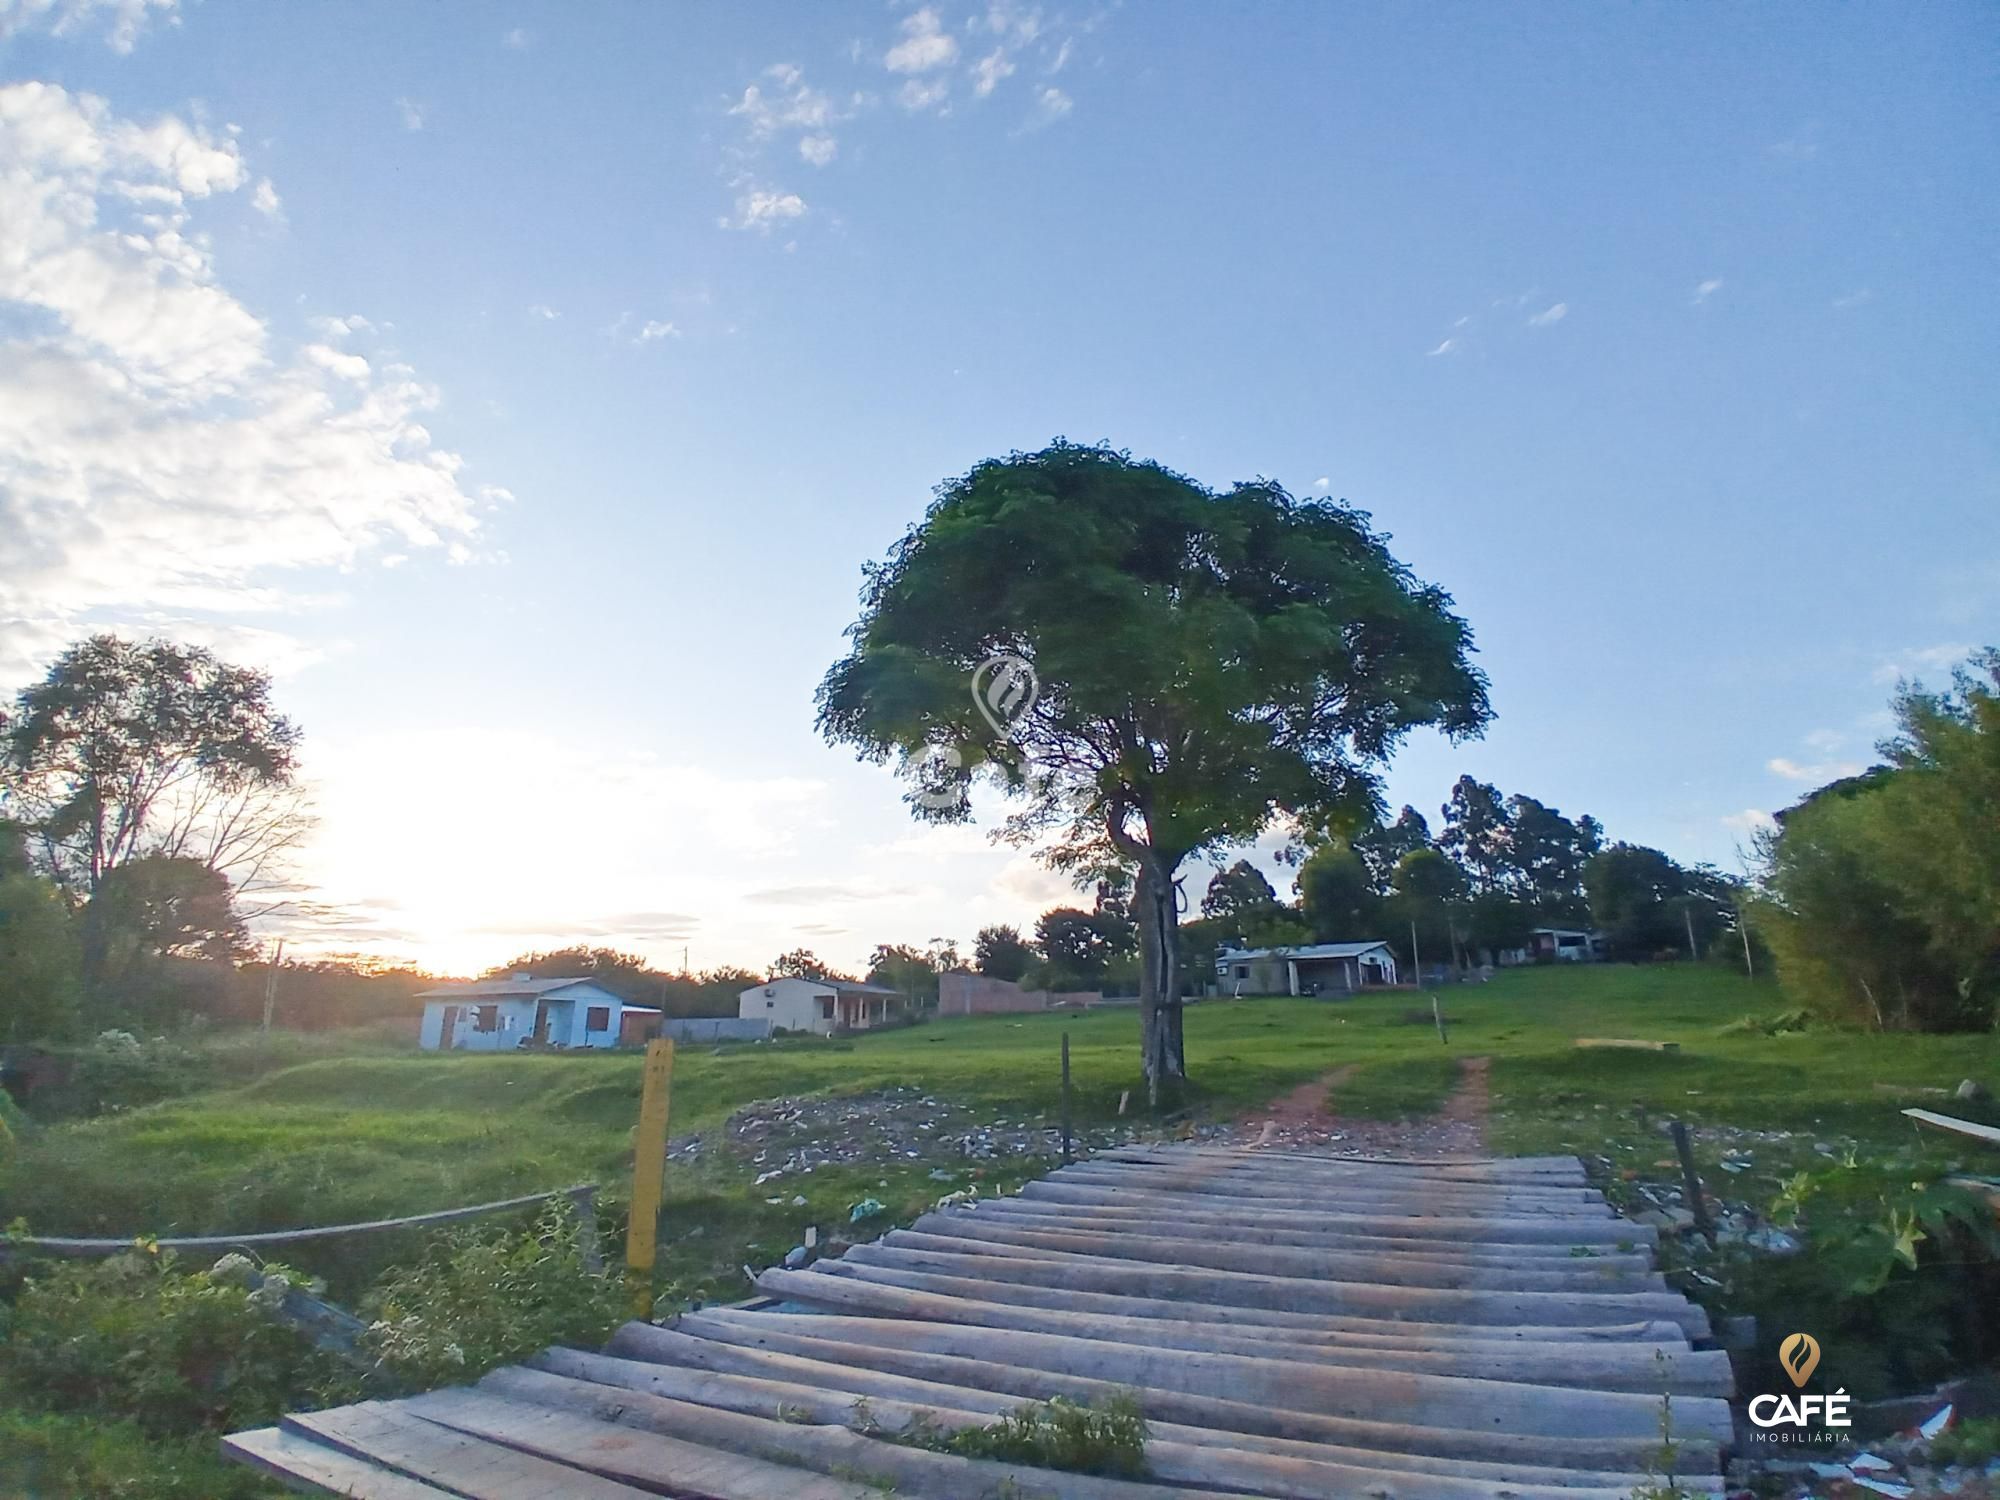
[474, 1004, 499, 1032]
[1234, 966, 1249, 980]
[819, 998, 835, 1019]
[586, 1006, 610, 1032]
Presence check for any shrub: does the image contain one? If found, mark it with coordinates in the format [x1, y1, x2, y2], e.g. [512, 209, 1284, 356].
[938, 1394, 1148, 1477]
[358, 1201, 624, 1389]
[0, 1248, 342, 1435]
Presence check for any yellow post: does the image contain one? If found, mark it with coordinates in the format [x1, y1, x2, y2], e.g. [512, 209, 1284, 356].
[624, 1037, 674, 1318]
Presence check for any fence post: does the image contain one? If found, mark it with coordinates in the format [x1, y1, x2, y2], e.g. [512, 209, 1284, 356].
[1060, 1032, 1073, 1165]
[1670, 1120, 1715, 1244]
[568, 1185, 602, 1273]
[625, 1038, 675, 1318]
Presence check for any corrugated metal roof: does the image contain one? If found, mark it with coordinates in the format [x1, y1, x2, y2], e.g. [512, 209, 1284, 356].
[415, 977, 613, 1001]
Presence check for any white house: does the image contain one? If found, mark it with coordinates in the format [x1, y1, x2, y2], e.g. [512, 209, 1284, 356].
[737, 975, 903, 1037]
[1215, 942, 1399, 997]
[1499, 928, 1606, 965]
[417, 975, 658, 1051]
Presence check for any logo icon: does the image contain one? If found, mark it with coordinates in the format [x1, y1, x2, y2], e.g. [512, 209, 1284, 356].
[1779, 1333, 1821, 1388]
[971, 653, 1037, 740]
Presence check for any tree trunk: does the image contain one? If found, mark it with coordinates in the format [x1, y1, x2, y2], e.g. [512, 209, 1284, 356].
[1135, 851, 1186, 1106]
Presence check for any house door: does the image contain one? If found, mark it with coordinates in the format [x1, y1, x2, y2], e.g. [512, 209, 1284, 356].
[533, 1001, 551, 1044]
[439, 1006, 459, 1049]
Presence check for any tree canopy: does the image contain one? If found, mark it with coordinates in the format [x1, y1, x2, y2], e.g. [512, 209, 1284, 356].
[0, 636, 306, 900]
[818, 443, 1490, 1090]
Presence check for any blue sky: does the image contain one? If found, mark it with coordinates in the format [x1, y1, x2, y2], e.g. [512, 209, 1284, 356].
[2, 1, 1993, 975]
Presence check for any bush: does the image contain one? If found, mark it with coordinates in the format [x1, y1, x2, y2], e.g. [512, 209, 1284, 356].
[0, 1408, 283, 1500]
[938, 1393, 1149, 1477]
[358, 1201, 624, 1389]
[0, 1248, 343, 1435]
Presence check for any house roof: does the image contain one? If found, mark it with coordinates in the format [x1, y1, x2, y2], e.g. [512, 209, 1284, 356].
[746, 976, 903, 997]
[416, 976, 614, 1001]
[1218, 942, 1395, 962]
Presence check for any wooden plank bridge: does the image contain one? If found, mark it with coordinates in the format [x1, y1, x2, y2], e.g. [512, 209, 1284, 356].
[227, 1144, 1733, 1498]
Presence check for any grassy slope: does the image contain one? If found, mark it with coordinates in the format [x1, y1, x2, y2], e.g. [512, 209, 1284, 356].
[8, 966, 2000, 1497]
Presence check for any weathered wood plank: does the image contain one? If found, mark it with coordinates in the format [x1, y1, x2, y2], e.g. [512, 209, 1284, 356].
[834, 1240, 1712, 1337]
[968, 1197, 1652, 1257]
[674, 1307, 1734, 1443]
[483, 1362, 1688, 1500]
[532, 1343, 1694, 1490]
[896, 1217, 1665, 1291]
[604, 1322, 1722, 1473]
[801, 1256, 1690, 1344]
[1904, 1108, 2000, 1148]
[753, 1267, 1730, 1394]
[284, 1402, 655, 1500]
[1024, 1184, 1632, 1232]
[406, 1384, 1248, 1500]
[221, 1428, 461, 1500]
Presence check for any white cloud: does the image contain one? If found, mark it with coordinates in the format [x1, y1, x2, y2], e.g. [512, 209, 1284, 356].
[527, 303, 558, 320]
[974, 0, 1042, 44]
[1873, 642, 1973, 684]
[1427, 337, 1460, 357]
[1832, 288, 1872, 310]
[972, 48, 1017, 97]
[500, 26, 530, 49]
[397, 98, 425, 132]
[898, 77, 952, 113]
[1312, 476, 1330, 491]
[725, 186, 808, 231]
[1027, 85, 1071, 125]
[0, 83, 494, 686]
[0, 0, 177, 52]
[637, 320, 680, 343]
[251, 177, 283, 219]
[1767, 757, 1862, 783]
[886, 7, 959, 73]
[729, 65, 842, 137]
[1720, 809, 1777, 833]
[1691, 278, 1723, 306]
[799, 133, 837, 166]
[1527, 301, 1567, 327]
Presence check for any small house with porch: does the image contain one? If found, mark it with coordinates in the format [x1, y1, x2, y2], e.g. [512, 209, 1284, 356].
[1216, 941, 1399, 997]
[417, 975, 657, 1051]
[738, 975, 902, 1036]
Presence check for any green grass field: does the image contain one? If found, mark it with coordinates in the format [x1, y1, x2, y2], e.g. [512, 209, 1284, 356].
[12, 964, 1997, 1273]
[7, 964, 2000, 1497]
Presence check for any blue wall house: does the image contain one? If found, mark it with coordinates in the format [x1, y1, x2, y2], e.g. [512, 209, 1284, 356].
[416, 975, 656, 1050]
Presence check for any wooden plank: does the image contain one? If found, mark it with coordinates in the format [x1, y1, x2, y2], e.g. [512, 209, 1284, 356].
[222, 1427, 461, 1499]
[1905, 1108, 2000, 1148]
[799, 1257, 1690, 1345]
[532, 1344, 1691, 1491]
[614, 1320, 1721, 1473]
[406, 1385, 1238, 1500]
[285, 1402, 655, 1500]
[481, 1363, 1678, 1500]
[989, 1190, 1654, 1245]
[966, 1198, 1653, 1257]
[673, 1307, 1735, 1443]
[1017, 1180, 1624, 1229]
[1574, 1038, 1680, 1053]
[834, 1240, 1713, 1337]
[894, 1218, 1666, 1292]
[752, 1268, 1731, 1395]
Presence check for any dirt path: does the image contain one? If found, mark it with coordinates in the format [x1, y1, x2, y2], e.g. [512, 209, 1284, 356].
[1231, 1055, 1491, 1157]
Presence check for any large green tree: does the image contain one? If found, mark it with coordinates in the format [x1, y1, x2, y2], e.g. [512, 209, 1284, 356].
[0, 636, 306, 902]
[1354, 805, 1434, 894]
[973, 923, 1034, 981]
[1297, 840, 1379, 942]
[0, 824, 81, 1042]
[817, 443, 1489, 1092]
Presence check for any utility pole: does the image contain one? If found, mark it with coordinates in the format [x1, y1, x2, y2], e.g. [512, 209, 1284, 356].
[261, 938, 284, 1034]
[1684, 905, 1699, 962]
[1739, 915, 1754, 978]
